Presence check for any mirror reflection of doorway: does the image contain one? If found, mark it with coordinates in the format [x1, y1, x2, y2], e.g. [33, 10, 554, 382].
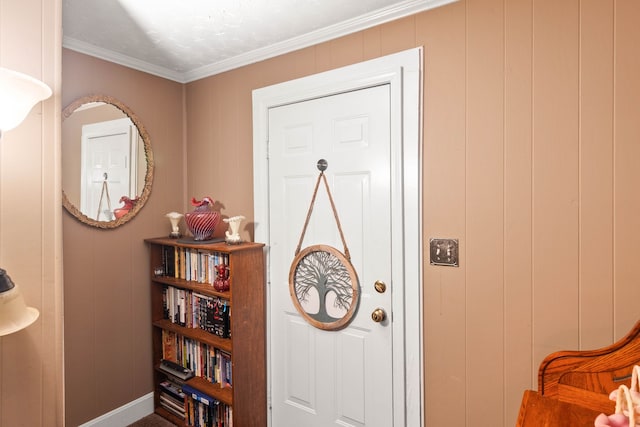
[80, 117, 138, 221]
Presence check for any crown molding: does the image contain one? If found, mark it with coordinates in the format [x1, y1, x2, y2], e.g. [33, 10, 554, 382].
[63, 0, 456, 83]
[62, 37, 187, 82]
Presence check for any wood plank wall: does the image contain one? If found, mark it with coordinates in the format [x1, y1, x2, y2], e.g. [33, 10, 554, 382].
[0, 0, 62, 425]
[417, 1, 639, 425]
[62, 1, 640, 426]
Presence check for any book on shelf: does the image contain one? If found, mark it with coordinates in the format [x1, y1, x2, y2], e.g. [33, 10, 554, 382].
[162, 285, 231, 337]
[217, 350, 232, 388]
[188, 401, 231, 427]
[192, 292, 208, 331]
[159, 393, 185, 417]
[208, 297, 230, 338]
[159, 399, 186, 420]
[162, 330, 177, 362]
[182, 383, 215, 406]
[159, 380, 185, 400]
[158, 379, 186, 419]
[162, 246, 176, 277]
[159, 391, 184, 409]
[159, 358, 195, 381]
[162, 331, 231, 385]
[161, 245, 230, 286]
[182, 384, 232, 427]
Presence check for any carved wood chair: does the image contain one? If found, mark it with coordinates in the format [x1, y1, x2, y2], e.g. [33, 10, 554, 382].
[516, 320, 640, 426]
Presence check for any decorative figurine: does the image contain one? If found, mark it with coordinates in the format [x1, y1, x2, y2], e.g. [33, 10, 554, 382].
[214, 264, 230, 291]
[184, 196, 220, 241]
[223, 215, 245, 244]
[165, 212, 184, 238]
[113, 196, 139, 219]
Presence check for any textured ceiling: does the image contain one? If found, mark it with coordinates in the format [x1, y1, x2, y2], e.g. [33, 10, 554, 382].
[62, 0, 454, 83]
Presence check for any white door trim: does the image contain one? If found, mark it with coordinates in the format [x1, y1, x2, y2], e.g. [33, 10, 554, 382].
[253, 47, 423, 426]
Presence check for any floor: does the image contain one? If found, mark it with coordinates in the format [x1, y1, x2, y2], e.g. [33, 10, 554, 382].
[127, 413, 177, 427]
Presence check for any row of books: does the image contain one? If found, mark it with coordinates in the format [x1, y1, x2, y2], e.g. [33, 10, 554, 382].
[162, 245, 230, 285]
[159, 380, 186, 420]
[183, 384, 232, 427]
[162, 330, 232, 386]
[158, 380, 233, 426]
[163, 285, 231, 338]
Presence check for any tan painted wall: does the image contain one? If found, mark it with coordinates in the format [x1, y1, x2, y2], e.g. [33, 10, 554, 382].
[61, 1, 640, 426]
[186, 1, 640, 425]
[61, 49, 185, 426]
[0, 0, 63, 426]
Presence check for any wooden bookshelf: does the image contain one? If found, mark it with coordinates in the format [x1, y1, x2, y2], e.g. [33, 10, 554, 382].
[146, 237, 266, 427]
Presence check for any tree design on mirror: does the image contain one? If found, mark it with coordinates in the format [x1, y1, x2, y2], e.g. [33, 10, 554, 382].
[62, 94, 154, 229]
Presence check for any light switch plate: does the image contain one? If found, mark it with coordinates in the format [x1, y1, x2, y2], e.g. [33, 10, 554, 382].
[429, 238, 459, 267]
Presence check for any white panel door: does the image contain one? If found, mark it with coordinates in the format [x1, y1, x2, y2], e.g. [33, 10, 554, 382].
[80, 118, 134, 221]
[268, 84, 393, 427]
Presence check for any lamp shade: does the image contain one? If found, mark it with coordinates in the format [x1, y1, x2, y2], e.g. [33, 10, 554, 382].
[0, 269, 39, 336]
[0, 67, 52, 134]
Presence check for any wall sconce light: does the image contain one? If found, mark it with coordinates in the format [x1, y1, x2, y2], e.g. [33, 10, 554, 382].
[0, 269, 39, 336]
[0, 67, 52, 138]
[0, 66, 52, 336]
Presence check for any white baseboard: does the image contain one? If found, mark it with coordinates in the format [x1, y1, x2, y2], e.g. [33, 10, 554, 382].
[78, 392, 154, 427]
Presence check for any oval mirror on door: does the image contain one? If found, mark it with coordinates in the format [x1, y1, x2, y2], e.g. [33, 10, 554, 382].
[62, 94, 154, 229]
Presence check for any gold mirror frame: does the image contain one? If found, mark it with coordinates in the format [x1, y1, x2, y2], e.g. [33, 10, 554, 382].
[62, 94, 154, 229]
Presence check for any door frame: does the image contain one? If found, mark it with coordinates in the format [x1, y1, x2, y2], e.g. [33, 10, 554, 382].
[253, 47, 423, 426]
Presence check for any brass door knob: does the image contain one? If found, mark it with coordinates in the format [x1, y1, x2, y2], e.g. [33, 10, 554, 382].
[371, 308, 386, 323]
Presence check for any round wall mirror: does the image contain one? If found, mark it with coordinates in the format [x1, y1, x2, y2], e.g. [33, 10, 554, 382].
[62, 94, 154, 229]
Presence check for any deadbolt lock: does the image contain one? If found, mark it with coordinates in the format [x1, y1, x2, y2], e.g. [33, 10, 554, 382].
[371, 308, 386, 323]
[374, 280, 386, 293]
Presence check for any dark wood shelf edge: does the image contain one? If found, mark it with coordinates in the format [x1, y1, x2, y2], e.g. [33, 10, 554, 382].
[145, 237, 265, 252]
[154, 375, 233, 419]
[151, 276, 232, 299]
[152, 319, 232, 353]
[186, 376, 234, 406]
[155, 368, 234, 406]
